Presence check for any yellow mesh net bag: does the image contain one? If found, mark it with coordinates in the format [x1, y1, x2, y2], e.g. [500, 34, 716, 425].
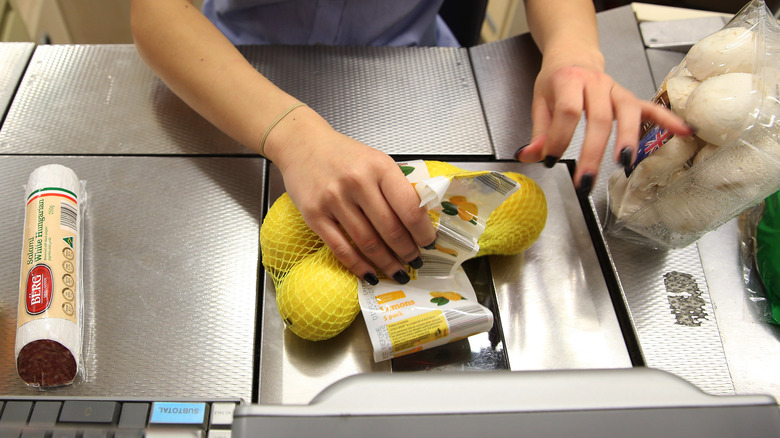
[260, 161, 547, 341]
[476, 171, 548, 257]
[276, 247, 359, 341]
[260, 192, 323, 285]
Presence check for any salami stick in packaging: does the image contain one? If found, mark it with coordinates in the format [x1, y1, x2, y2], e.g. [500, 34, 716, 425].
[15, 164, 85, 387]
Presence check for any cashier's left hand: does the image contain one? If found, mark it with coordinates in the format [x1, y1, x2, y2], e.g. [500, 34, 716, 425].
[515, 46, 693, 193]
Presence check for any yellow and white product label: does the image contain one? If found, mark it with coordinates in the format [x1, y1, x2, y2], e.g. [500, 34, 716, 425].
[359, 163, 517, 362]
[359, 268, 493, 362]
[397, 159, 432, 182]
[15, 164, 83, 381]
[418, 170, 519, 278]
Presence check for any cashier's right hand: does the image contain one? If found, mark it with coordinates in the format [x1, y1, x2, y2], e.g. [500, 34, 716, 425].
[262, 106, 436, 285]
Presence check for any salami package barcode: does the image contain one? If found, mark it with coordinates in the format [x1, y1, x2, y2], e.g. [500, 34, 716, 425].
[60, 202, 78, 232]
[476, 172, 516, 196]
[444, 304, 489, 333]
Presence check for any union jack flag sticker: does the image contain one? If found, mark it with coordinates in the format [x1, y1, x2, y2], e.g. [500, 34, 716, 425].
[626, 126, 672, 177]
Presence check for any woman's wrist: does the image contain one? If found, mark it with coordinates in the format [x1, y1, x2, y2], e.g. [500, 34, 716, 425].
[541, 41, 605, 73]
[261, 104, 333, 167]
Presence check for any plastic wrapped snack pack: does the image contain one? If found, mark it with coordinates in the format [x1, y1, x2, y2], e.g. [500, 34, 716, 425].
[606, 0, 780, 248]
[739, 190, 780, 325]
[15, 164, 86, 388]
[260, 160, 547, 360]
[755, 192, 780, 324]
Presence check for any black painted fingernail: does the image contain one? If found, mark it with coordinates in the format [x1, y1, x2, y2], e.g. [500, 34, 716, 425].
[393, 270, 410, 284]
[514, 144, 529, 160]
[423, 241, 436, 250]
[408, 257, 423, 270]
[619, 147, 633, 168]
[363, 272, 379, 286]
[577, 173, 594, 197]
[543, 155, 559, 168]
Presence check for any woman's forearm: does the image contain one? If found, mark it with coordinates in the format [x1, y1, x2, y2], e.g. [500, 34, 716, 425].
[129, 0, 324, 159]
[524, 0, 604, 71]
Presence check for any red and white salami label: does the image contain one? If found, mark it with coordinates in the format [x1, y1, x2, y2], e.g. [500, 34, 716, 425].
[26, 264, 53, 315]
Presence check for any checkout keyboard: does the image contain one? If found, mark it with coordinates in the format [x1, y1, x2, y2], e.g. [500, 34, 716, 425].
[2, 369, 780, 438]
[0, 399, 237, 437]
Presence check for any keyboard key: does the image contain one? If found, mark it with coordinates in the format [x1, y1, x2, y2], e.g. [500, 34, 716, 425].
[1, 401, 33, 423]
[208, 403, 235, 428]
[149, 403, 207, 426]
[21, 429, 48, 438]
[118, 403, 149, 429]
[114, 430, 144, 438]
[82, 430, 112, 438]
[0, 426, 22, 438]
[146, 428, 204, 437]
[0, 399, 234, 438]
[21, 401, 62, 438]
[59, 401, 119, 424]
[29, 401, 61, 426]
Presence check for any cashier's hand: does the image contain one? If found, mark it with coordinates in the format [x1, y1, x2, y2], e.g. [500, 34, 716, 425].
[515, 49, 692, 193]
[266, 115, 436, 285]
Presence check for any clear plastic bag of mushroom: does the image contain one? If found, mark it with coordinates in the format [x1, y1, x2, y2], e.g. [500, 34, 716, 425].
[605, 0, 780, 249]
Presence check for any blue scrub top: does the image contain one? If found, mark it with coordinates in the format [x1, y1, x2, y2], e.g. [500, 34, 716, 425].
[202, 0, 460, 47]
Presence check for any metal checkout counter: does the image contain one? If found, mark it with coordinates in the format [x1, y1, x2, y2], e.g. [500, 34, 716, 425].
[0, 5, 779, 437]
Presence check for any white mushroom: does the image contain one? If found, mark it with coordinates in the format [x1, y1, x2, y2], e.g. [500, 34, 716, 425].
[686, 27, 755, 81]
[694, 142, 780, 199]
[655, 171, 721, 233]
[608, 170, 659, 227]
[685, 72, 759, 146]
[627, 134, 701, 195]
[691, 143, 719, 167]
[666, 75, 700, 119]
[659, 64, 693, 93]
[656, 137, 780, 235]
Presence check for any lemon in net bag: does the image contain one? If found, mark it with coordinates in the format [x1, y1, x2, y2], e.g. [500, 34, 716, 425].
[260, 192, 323, 284]
[276, 246, 360, 341]
[477, 171, 547, 257]
[261, 160, 547, 341]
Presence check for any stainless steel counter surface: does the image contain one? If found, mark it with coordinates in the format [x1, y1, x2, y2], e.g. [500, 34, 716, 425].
[0, 45, 249, 155]
[0, 44, 491, 157]
[0, 42, 34, 125]
[468, 34, 539, 160]
[699, 220, 780, 400]
[457, 162, 631, 372]
[258, 161, 631, 404]
[0, 156, 263, 401]
[604, 236, 734, 395]
[242, 45, 492, 157]
[645, 48, 686, 89]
